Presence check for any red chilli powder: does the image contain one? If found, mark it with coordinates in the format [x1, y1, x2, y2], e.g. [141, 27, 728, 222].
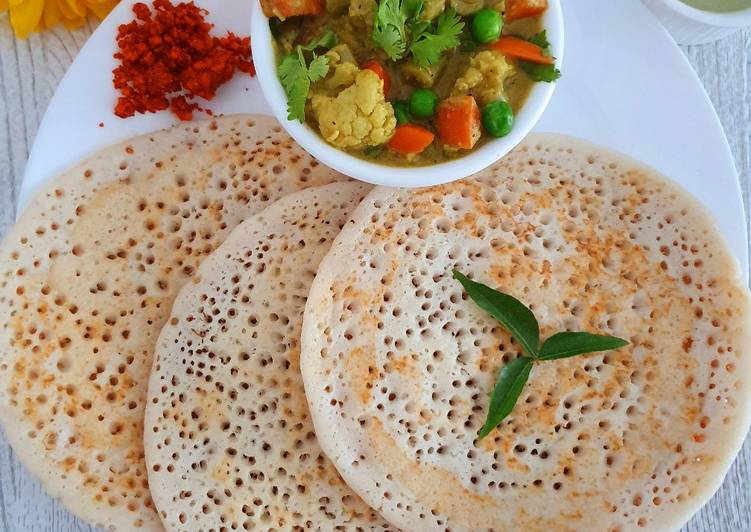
[113, 0, 255, 121]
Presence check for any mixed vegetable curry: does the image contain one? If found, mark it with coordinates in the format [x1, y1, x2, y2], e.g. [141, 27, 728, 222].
[263, 0, 560, 165]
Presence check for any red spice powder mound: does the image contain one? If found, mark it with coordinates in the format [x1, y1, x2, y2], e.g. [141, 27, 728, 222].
[113, 0, 255, 121]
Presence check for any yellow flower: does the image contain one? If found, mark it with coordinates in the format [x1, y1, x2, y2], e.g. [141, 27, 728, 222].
[1, 0, 118, 38]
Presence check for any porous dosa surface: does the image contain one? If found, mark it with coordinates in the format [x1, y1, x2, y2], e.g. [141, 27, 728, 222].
[0, 114, 345, 531]
[144, 183, 392, 531]
[301, 134, 751, 532]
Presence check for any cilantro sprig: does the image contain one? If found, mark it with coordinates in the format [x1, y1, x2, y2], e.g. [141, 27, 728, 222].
[277, 30, 338, 122]
[373, 0, 463, 67]
[452, 270, 627, 440]
[373, 0, 421, 61]
[299, 29, 337, 52]
[410, 9, 464, 67]
[519, 30, 560, 82]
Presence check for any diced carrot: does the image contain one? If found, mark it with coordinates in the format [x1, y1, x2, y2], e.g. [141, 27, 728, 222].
[505, 0, 547, 21]
[362, 60, 391, 98]
[490, 36, 554, 64]
[387, 124, 435, 155]
[437, 96, 481, 150]
[260, 0, 323, 19]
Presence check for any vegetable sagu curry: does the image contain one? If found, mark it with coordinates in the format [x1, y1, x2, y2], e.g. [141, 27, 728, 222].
[263, 0, 560, 166]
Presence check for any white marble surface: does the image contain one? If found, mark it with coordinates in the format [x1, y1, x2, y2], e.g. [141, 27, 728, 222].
[0, 9, 749, 532]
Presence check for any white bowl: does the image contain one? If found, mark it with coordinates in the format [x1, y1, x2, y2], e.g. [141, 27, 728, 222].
[643, 0, 751, 44]
[250, 1, 564, 188]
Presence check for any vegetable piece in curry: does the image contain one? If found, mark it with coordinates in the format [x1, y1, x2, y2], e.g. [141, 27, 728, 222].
[265, 0, 560, 166]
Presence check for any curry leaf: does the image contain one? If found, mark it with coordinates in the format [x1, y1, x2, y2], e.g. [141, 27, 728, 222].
[452, 269, 540, 357]
[453, 271, 628, 441]
[538, 332, 629, 361]
[477, 356, 533, 439]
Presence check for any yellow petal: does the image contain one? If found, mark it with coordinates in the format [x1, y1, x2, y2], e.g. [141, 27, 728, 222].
[0, 0, 9, 12]
[35, 10, 45, 30]
[61, 12, 86, 28]
[42, 0, 62, 29]
[85, 0, 117, 19]
[57, 0, 78, 19]
[65, 0, 87, 18]
[8, 0, 44, 38]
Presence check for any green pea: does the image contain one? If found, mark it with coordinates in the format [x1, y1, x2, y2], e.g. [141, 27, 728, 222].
[409, 89, 439, 118]
[393, 100, 412, 124]
[471, 9, 502, 44]
[481, 100, 514, 137]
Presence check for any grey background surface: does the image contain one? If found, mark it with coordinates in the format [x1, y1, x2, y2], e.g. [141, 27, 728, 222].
[0, 13, 749, 532]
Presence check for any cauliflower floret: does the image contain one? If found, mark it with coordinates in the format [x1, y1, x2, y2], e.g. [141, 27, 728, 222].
[401, 60, 442, 88]
[328, 43, 356, 64]
[421, 0, 445, 19]
[450, 0, 483, 15]
[452, 50, 514, 105]
[312, 70, 397, 149]
[417, 0, 501, 19]
[317, 45, 359, 94]
[486, 0, 505, 12]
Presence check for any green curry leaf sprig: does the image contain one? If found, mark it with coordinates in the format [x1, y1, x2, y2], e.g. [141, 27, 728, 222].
[373, 0, 464, 67]
[452, 270, 627, 439]
[278, 30, 338, 122]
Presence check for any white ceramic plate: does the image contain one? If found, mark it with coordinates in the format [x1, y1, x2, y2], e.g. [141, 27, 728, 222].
[19, 0, 748, 279]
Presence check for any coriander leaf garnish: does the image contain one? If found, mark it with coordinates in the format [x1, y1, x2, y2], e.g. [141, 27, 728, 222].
[477, 356, 533, 439]
[452, 270, 539, 357]
[403, 0, 424, 20]
[538, 332, 629, 361]
[459, 25, 479, 53]
[373, 0, 462, 65]
[278, 33, 336, 122]
[527, 30, 552, 56]
[307, 53, 329, 80]
[373, 0, 423, 61]
[452, 269, 627, 440]
[278, 52, 312, 122]
[300, 29, 338, 51]
[519, 61, 561, 82]
[519, 30, 561, 82]
[409, 9, 464, 68]
[363, 144, 384, 157]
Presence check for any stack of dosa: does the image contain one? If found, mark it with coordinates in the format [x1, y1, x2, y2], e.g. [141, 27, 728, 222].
[2, 120, 749, 532]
